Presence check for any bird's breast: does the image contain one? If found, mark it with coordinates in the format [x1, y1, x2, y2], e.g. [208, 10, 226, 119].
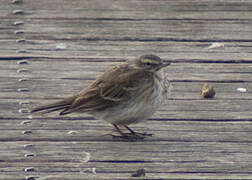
[92, 70, 169, 125]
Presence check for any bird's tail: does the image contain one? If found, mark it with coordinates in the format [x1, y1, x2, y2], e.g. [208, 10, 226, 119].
[30, 96, 76, 115]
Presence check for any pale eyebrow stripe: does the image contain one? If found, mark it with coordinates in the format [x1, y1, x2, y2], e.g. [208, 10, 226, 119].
[142, 59, 160, 64]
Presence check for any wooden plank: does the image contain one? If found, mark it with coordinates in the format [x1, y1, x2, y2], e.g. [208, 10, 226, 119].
[1, 18, 252, 41]
[1, 173, 251, 180]
[0, 119, 252, 142]
[2, 58, 252, 80]
[1, 60, 252, 119]
[1, 41, 252, 62]
[1, 0, 252, 179]
[2, 0, 252, 20]
[1, 0, 252, 60]
[0, 140, 252, 179]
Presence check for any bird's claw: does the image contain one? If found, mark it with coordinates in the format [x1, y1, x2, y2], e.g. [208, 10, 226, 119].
[107, 132, 152, 141]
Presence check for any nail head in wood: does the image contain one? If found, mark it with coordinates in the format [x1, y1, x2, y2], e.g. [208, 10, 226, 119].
[12, 10, 24, 15]
[17, 60, 29, 65]
[12, 0, 23, 4]
[22, 130, 32, 134]
[24, 167, 35, 172]
[13, 21, 24, 26]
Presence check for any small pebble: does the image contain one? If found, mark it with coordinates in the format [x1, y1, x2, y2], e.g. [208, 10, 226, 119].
[208, 42, 225, 49]
[201, 83, 216, 98]
[131, 168, 146, 177]
[56, 43, 67, 50]
[237, 88, 247, 93]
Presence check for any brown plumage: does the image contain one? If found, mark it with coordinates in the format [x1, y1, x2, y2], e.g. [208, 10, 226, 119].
[31, 64, 153, 115]
[31, 54, 170, 140]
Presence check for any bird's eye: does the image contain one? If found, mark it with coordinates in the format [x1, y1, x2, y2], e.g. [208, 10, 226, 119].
[140, 59, 159, 67]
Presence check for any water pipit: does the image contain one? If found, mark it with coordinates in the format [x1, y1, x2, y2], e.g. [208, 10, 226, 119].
[31, 54, 171, 141]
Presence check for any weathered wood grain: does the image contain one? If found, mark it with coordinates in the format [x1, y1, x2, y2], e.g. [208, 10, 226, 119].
[1, 0, 252, 179]
[1, 0, 252, 60]
[1, 41, 252, 62]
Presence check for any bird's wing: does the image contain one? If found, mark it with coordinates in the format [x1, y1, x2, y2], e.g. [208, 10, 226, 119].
[60, 64, 145, 115]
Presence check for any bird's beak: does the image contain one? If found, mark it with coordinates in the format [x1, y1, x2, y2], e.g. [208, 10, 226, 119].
[157, 61, 171, 70]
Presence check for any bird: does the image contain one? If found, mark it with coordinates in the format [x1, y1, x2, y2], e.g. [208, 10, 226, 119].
[31, 54, 171, 140]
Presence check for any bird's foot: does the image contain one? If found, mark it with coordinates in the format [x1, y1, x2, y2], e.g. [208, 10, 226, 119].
[131, 132, 152, 137]
[110, 124, 152, 141]
[123, 125, 152, 137]
[108, 133, 145, 142]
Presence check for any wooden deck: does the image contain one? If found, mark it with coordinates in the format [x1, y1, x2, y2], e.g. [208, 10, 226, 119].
[1, 0, 252, 179]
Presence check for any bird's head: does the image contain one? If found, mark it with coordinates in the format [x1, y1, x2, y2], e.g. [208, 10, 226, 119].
[130, 54, 170, 72]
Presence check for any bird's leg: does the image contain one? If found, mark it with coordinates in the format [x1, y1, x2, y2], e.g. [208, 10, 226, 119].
[113, 124, 127, 137]
[110, 124, 143, 141]
[124, 125, 152, 137]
